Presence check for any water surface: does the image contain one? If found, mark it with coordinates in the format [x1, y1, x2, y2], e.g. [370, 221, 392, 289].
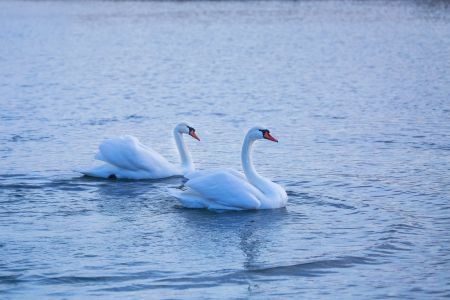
[1, 0, 450, 298]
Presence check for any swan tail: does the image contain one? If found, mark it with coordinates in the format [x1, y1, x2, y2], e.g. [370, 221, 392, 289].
[169, 188, 247, 211]
[95, 151, 105, 161]
[169, 188, 208, 209]
[75, 164, 118, 179]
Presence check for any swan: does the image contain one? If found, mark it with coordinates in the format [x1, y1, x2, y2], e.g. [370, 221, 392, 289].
[79, 123, 200, 179]
[171, 126, 288, 210]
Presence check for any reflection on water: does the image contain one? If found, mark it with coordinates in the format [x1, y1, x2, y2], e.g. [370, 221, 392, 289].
[239, 221, 261, 270]
[238, 210, 288, 270]
[1, 0, 450, 299]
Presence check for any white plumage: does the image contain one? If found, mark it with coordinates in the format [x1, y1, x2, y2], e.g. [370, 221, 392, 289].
[79, 123, 199, 179]
[171, 127, 288, 210]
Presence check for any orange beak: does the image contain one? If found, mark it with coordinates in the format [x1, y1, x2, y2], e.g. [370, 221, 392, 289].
[189, 131, 200, 141]
[263, 131, 278, 142]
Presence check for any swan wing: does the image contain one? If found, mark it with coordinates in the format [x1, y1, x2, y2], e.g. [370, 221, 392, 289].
[184, 170, 264, 210]
[96, 136, 180, 176]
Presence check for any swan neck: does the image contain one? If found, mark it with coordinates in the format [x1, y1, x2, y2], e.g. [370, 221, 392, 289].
[241, 135, 268, 192]
[174, 130, 194, 174]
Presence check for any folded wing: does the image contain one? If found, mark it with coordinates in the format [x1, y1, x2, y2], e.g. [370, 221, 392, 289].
[184, 169, 265, 210]
[96, 136, 180, 177]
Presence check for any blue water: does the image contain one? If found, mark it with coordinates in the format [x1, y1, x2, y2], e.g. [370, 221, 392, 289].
[1, 0, 450, 298]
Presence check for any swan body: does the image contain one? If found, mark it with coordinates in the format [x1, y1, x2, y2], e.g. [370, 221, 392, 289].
[80, 123, 199, 179]
[172, 127, 288, 210]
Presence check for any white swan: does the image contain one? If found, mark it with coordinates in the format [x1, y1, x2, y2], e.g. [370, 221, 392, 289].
[80, 123, 200, 179]
[171, 126, 288, 210]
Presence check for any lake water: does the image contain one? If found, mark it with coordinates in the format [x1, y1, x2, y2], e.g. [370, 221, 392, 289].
[1, 0, 450, 298]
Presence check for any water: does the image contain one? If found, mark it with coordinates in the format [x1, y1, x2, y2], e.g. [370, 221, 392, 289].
[1, 0, 450, 298]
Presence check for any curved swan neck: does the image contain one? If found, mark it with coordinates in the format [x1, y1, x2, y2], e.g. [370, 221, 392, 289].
[173, 129, 194, 174]
[241, 134, 270, 193]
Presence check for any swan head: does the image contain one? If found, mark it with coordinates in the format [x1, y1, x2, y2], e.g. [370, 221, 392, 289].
[175, 123, 200, 141]
[248, 126, 278, 143]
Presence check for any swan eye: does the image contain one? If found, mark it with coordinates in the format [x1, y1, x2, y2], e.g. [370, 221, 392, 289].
[187, 126, 195, 133]
[259, 129, 269, 134]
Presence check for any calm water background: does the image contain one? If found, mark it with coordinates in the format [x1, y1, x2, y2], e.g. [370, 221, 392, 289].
[1, 0, 450, 298]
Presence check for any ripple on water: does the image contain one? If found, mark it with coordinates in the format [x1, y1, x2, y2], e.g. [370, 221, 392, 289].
[81, 256, 378, 293]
